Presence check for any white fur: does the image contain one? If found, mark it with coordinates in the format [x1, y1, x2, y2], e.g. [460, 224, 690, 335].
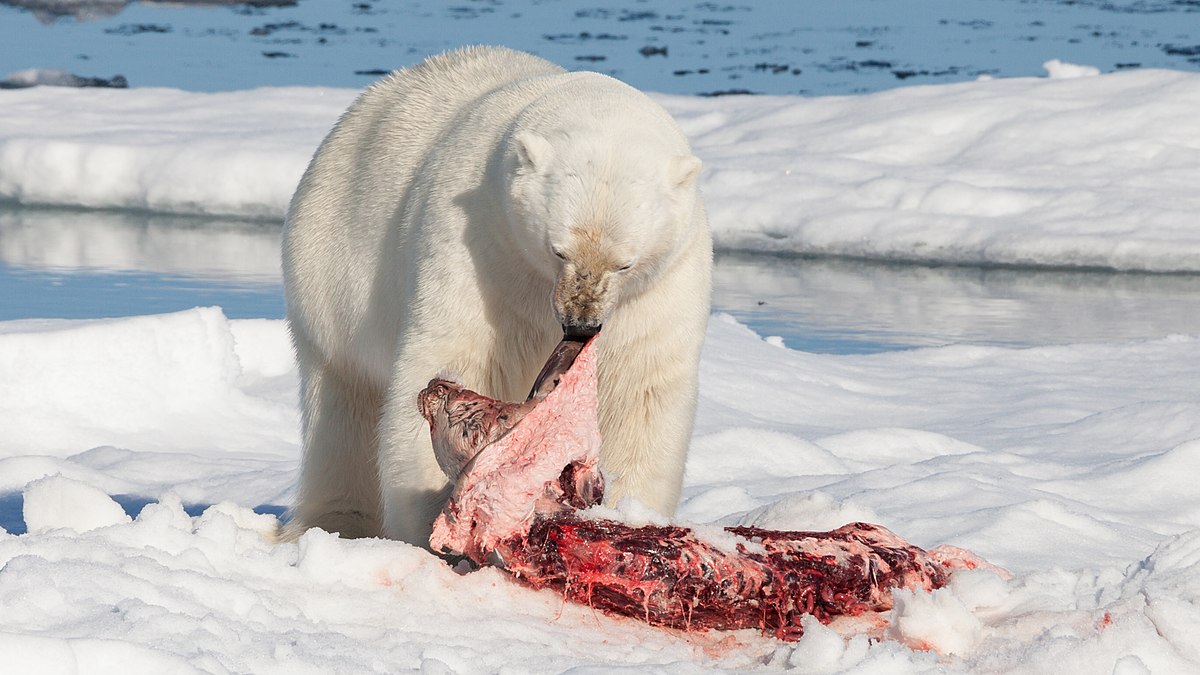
[279, 46, 713, 546]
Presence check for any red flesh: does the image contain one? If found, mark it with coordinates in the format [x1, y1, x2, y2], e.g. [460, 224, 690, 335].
[494, 519, 948, 641]
[419, 338, 954, 641]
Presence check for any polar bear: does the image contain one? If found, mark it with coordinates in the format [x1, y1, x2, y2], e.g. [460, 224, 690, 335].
[280, 46, 712, 546]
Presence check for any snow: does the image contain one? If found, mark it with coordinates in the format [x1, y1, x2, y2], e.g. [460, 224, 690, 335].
[22, 475, 131, 534]
[1042, 59, 1101, 80]
[887, 585, 984, 656]
[3, 55, 1200, 672]
[3, 63, 1200, 271]
[0, 86, 344, 218]
[2, 307, 1199, 672]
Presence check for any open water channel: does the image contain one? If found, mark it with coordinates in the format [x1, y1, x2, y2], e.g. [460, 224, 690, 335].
[4, 206, 1200, 354]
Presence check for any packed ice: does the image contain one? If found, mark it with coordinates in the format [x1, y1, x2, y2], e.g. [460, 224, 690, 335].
[2, 63, 1199, 271]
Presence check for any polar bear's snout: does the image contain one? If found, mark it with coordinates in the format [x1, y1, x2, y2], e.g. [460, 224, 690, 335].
[554, 260, 620, 338]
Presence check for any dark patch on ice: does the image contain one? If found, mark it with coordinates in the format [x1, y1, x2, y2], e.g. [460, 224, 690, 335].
[447, 5, 496, 20]
[754, 62, 793, 74]
[621, 10, 658, 22]
[1162, 43, 1200, 56]
[544, 31, 628, 43]
[639, 45, 668, 57]
[354, 68, 390, 76]
[592, 9, 657, 22]
[261, 51, 295, 59]
[229, 1, 300, 18]
[575, 55, 607, 62]
[698, 88, 757, 97]
[892, 67, 970, 81]
[1053, 0, 1200, 14]
[820, 58, 908, 75]
[251, 20, 346, 37]
[251, 21, 298, 36]
[940, 19, 995, 30]
[104, 23, 172, 36]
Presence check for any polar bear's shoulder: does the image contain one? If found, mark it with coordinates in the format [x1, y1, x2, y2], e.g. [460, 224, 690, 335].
[365, 46, 566, 106]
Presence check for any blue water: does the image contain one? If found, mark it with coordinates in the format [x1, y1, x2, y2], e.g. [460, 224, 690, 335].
[5, 208, 1200, 354]
[0, 261, 283, 320]
[1, 0, 1197, 95]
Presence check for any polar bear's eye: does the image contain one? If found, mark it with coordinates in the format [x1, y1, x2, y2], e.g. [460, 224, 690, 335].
[552, 247, 567, 261]
[617, 262, 634, 272]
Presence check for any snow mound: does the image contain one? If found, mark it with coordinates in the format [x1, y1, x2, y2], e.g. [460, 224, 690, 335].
[3, 68, 1200, 270]
[669, 68, 1200, 271]
[0, 86, 342, 217]
[1043, 59, 1101, 79]
[22, 475, 131, 533]
[0, 307, 298, 458]
[887, 585, 984, 655]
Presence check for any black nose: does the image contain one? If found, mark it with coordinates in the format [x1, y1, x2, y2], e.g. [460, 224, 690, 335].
[563, 322, 601, 341]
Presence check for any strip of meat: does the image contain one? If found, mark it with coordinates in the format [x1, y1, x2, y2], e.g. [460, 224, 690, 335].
[419, 381, 537, 483]
[420, 337, 589, 483]
[495, 519, 948, 641]
[425, 337, 603, 563]
[418, 336, 964, 641]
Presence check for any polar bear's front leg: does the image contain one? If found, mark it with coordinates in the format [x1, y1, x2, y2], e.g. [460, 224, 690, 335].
[596, 336, 703, 517]
[279, 334, 386, 541]
[377, 370, 456, 547]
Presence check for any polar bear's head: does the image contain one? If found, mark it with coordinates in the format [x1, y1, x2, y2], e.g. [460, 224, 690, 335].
[503, 127, 703, 337]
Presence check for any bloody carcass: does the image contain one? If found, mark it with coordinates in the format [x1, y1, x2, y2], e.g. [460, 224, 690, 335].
[419, 336, 966, 641]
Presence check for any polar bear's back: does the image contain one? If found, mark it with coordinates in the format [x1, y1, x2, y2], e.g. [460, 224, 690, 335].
[361, 47, 566, 164]
[284, 47, 566, 377]
[288, 46, 564, 251]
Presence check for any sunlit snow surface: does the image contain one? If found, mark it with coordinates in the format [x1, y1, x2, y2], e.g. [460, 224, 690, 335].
[2, 59, 1200, 672]
[3, 65, 1200, 271]
[2, 308, 1200, 672]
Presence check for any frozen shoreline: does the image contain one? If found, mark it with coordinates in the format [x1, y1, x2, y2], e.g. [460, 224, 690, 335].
[4, 65, 1200, 271]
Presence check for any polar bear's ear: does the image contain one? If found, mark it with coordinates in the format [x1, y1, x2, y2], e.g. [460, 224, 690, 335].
[670, 155, 703, 190]
[515, 132, 554, 172]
